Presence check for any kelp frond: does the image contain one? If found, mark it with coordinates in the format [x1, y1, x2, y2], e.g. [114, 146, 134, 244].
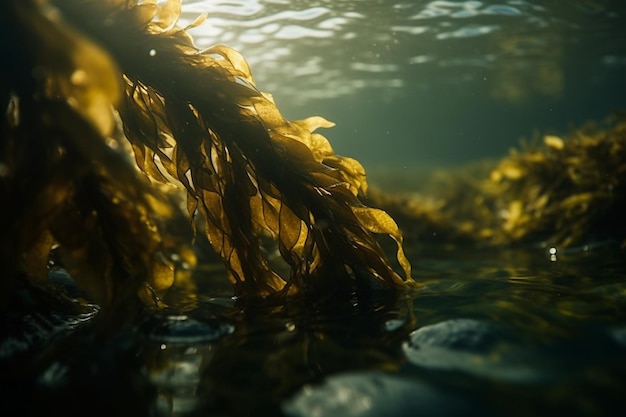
[1, 0, 414, 306]
[371, 113, 626, 249]
[486, 116, 626, 247]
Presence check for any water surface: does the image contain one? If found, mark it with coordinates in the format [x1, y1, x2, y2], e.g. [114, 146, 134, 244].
[5, 243, 625, 416]
[182, 0, 626, 169]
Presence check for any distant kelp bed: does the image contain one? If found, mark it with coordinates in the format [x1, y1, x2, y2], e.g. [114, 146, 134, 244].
[368, 112, 626, 250]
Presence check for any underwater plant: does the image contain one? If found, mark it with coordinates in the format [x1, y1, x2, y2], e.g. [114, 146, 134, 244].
[0, 0, 414, 309]
[371, 113, 626, 250]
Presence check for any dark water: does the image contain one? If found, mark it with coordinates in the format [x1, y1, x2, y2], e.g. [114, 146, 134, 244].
[4, 243, 625, 416]
[182, 0, 626, 170]
[3, 1, 626, 416]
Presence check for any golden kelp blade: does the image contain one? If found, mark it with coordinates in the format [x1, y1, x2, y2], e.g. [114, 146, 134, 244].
[49, 0, 415, 297]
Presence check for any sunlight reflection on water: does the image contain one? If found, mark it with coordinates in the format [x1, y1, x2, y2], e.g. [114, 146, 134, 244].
[179, 0, 626, 177]
[180, 0, 622, 105]
[181, 0, 543, 102]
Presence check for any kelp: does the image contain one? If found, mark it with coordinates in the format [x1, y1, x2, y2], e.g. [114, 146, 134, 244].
[0, 0, 194, 309]
[370, 113, 626, 249]
[0, 0, 414, 308]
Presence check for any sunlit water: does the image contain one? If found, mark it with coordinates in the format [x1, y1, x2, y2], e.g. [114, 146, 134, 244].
[181, 0, 626, 170]
[2, 1, 626, 416]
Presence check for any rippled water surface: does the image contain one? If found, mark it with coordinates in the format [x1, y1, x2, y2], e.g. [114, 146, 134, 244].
[5, 244, 625, 416]
[182, 0, 626, 169]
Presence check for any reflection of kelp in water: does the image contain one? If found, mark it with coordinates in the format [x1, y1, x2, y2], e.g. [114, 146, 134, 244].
[0, 0, 414, 312]
[175, 299, 413, 415]
[2, 292, 415, 416]
[370, 113, 626, 249]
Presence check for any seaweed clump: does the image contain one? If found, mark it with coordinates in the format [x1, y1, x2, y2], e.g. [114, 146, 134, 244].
[0, 0, 414, 309]
[370, 113, 626, 250]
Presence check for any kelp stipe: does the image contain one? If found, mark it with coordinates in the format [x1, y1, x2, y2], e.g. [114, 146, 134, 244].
[1, 0, 414, 308]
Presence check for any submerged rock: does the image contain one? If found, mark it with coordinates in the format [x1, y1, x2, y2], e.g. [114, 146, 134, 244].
[282, 371, 470, 417]
[403, 318, 544, 382]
